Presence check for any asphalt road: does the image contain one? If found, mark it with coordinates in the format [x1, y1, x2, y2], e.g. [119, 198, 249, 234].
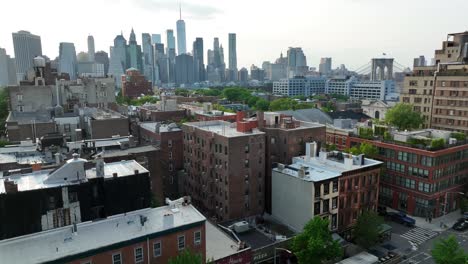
[384, 220, 468, 264]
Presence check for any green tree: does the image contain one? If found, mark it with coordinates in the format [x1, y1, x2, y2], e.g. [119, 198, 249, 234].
[222, 87, 251, 102]
[431, 235, 468, 264]
[354, 211, 384, 249]
[385, 103, 423, 130]
[247, 96, 259, 107]
[359, 142, 378, 157]
[168, 250, 203, 264]
[175, 88, 190, 97]
[292, 217, 342, 264]
[255, 99, 270, 111]
[430, 138, 445, 149]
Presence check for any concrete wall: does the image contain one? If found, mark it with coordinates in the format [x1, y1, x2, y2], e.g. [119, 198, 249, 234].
[271, 169, 313, 232]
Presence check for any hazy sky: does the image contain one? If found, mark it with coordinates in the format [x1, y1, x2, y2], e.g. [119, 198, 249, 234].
[1, 0, 467, 71]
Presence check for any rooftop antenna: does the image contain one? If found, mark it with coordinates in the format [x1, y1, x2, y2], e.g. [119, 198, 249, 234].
[179, 1, 182, 20]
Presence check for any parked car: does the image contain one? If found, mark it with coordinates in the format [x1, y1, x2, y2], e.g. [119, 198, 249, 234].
[453, 219, 468, 231]
[387, 211, 416, 227]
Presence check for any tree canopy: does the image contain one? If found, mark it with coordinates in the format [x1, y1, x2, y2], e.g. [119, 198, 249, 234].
[346, 142, 378, 157]
[269, 98, 314, 111]
[353, 211, 384, 249]
[292, 217, 342, 264]
[175, 88, 190, 97]
[0, 88, 9, 135]
[168, 250, 204, 264]
[222, 87, 251, 102]
[431, 235, 468, 264]
[385, 103, 423, 130]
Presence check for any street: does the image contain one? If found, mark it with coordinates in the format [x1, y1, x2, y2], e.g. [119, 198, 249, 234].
[383, 220, 468, 264]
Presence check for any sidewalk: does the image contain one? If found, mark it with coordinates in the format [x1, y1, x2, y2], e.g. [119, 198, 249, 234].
[386, 207, 462, 232]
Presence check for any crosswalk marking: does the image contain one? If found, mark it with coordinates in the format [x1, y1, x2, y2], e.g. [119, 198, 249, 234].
[400, 227, 439, 245]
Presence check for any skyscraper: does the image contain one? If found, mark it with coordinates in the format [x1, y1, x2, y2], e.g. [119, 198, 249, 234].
[166, 30, 176, 54]
[175, 54, 194, 85]
[87, 35, 95, 62]
[108, 33, 127, 88]
[95, 51, 109, 75]
[228, 33, 237, 70]
[142, 33, 155, 83]
[12, 30, 42, 81]
[127, 28, 143, 72]
[176, 6, 187, 55]
[59, 42, 77, 80]
[287, 47, 307, 77]
[151, 34, 161, 44]
[0, 48, 17, 86]
[192, 38, 205, 82]
[319, 57, 332, 76]
[228, 33, 237, 81]
[207, 49, 214, 66]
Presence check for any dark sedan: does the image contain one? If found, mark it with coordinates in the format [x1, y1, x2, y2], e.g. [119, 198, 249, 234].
[453, 219, 468, 231]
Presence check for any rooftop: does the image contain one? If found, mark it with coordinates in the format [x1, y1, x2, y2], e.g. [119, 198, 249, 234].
[275, 143, 383, 182]
[277, 109, 333, 125]
[139, 122, 181, 133]
[99, 145, 159, 158]
[205, 221, 240, 261]
[67, 136, 134, 150]
[184, 120, 265, 137]
[0, 158, 148, 194]
[0, 204, 205, 264]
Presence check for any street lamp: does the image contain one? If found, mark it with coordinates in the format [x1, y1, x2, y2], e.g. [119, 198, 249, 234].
[443, 192, 465, 215]
[274, 247, 292, 264]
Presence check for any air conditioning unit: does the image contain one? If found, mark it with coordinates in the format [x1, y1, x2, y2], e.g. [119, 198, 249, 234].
[232, 221, 250, 233]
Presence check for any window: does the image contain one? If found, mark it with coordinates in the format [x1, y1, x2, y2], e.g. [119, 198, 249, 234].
[323, 183, 329, 195]
[17, 94, 23, 101]
[178, 235, 185, 251]
[17, 105, 24, 112]
[112, 253, 122, 264]
[168, 140, 173, 148]
[245, 145, 249, 153]
[244, 159, 249, 168]
[332, 181, 338, 192]
[134, 247, 143, 263]
[323, 199, 329, 213]
[314, 202, 321, 215]
[194, 230, 202, 245]
[332, 197, 338, 209]
[153, 241, 162, 257]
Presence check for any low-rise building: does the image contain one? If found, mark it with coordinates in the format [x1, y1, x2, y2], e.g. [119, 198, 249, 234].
[348, 128, 468, 217]
[0, 198, 206, 264]
[272, 76, 326, 96]
[0, 154, 151, 240]
[121, 68, 153, 98]
[138, 104, 187, 122]
[361, 100, 397, 120]
[272, 142, 382, 232]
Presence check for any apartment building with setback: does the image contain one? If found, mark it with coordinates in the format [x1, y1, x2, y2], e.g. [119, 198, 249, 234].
[401, 31, 468, 133]
[349, 128, 468, 217]
[0, 198, 206, 264]
[182, 113, 265, 221]
[272, 142, 382, 232]
[260, 112, 326, 213]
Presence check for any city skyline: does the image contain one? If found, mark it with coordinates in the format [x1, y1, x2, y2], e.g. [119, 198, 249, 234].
[0, 0, 467, 71]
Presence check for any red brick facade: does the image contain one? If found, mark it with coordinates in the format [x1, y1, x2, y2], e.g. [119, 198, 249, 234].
[122, 69, 153, 99]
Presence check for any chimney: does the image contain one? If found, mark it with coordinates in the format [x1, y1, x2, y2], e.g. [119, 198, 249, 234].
[344, 154, 354, 169]
[112, 172, 118, 178]
[4, 179, 18, 193]
[155, 123, 161, 134]
[256, 111, 264, 130]
[134, 169, 139, 175]
[306, 142, 318, 161]
[95, 155, 105, 177]
[298, 167, 306, 178]
[31, 163, 42, 172]
[236, 111, 245, 123]
[319, 148, 327, 161]
[55, 153, 61, 165]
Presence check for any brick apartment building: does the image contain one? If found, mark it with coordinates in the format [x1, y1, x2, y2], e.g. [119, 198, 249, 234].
[349, 129, 468, 217]
[0, 200, 206, 264]
[272, 142, 382, 232]
[260, 112, 326, 213]
[401, 31, 468, 134]
[139, 122, 184, 199]
[121, 68, 153, 99]
[182, 113, 265, 221]
[138, 104, 187, 123]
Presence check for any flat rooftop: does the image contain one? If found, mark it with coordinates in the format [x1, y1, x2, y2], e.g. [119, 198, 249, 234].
[0, 205, 205, 264]
[206, 221, 239, 261]
[99, 145, 159, 158]
[0, 142, 38, 154]
[0, 159, 148, 194]
[275, 151, 382, 182]
[139, 122, 181, 133]
[185, 120, 265, 137]
[67, 136, 132, 150]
